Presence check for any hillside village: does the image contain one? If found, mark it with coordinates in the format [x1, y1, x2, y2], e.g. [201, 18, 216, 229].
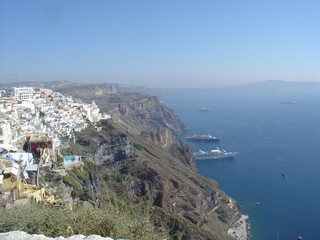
[0, 86, 111, 205]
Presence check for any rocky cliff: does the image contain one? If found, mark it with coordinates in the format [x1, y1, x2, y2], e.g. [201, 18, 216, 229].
[57, 85, 185, 135]
[43, 84, 242, 239]
[54, 120, 240, 240]
[140, 128, 196, 170]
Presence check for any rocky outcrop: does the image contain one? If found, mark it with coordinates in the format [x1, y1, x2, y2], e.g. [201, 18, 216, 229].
[94, 133, 131, 165]
[57, 84, 185, 135]
[140, 128, 196, 170]
[101, 93, 185, 135]
[140, 128, 175, 147]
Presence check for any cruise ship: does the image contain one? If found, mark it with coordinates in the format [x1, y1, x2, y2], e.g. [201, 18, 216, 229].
[194, 148, 237, 160]
[186, 134, 220, 142]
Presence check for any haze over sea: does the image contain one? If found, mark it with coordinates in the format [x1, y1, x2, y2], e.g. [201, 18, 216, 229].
[161, 85, 320, 240]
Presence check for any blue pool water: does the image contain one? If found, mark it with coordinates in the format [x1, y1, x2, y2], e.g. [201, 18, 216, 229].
[64, 156, 76, 164]
[162, 88, 320, 240]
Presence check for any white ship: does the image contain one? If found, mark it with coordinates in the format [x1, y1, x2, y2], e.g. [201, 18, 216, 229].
[194, 147, 237, 160]
[186, 134, 220, 142]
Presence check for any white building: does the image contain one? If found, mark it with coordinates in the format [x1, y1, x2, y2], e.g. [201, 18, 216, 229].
[83, 101, 105, 123]
[14, 87, 34, 101]
[0, 90, 6, 97]
[8, 152, 34, 168]
[0, 119, 12, 144]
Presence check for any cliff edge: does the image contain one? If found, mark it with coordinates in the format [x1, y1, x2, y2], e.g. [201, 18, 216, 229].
[57, 84, 185, 135]
[53, 84, 243, 239]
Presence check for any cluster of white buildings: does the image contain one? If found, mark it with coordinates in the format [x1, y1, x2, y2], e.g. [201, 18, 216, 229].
[0, 86, 111, 150]
[0, 86, 111, 201]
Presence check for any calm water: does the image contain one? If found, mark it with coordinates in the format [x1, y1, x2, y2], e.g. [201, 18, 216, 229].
[162, 89, 320, 240]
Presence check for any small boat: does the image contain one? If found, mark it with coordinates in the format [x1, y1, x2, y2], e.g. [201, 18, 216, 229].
[281, 173, 286, 177]
[197, 107, 210, 112]
[186, 134, 220, 142]
[281, 100, 297, 105]
[256, 202, 261, 205]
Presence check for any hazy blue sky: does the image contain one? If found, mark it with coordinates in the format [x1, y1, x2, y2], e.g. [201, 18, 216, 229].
[0, 0, 319, 88]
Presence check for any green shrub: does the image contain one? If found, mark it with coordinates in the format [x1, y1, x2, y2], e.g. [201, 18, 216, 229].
[96, 119, 108, 127]
[0, 201, 168, 240]
[112, 173, 124, 183]
[44, 172, 54, 182]
[102, 174, 109, 181]
[83, 161, 94, 171]
[38, 176, 45, 187]
[133, 197, 143, 204]
[72, 168, 88, 181]
[57, 155, 64, 164]
[62, 175, 82, 191]
[120, 165, 130, 175]
[133, 143, 142, 151]
[217, 214, 228, 224]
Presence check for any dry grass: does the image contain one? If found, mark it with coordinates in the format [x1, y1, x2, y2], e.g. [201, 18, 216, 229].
[0, 200, 168, 240]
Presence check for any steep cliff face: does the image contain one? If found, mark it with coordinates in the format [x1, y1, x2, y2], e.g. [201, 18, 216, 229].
[94, 133, 131, 165]
[53, 84, 241, 239]
[140, 128, 196, 170]
[58, 85, 185, 135]
[105, 94, 185, 135]
[55, 119, 240, 240]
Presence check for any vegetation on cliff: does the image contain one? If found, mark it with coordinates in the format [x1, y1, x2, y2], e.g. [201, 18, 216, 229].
[0, 200, 167, 240]
[39, 116, 239, 239]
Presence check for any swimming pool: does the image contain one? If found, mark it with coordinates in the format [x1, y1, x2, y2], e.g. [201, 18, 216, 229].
[64, 156, 76, 165]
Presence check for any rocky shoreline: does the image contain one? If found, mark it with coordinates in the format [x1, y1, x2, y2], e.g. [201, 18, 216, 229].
[228, 215, 250, 240]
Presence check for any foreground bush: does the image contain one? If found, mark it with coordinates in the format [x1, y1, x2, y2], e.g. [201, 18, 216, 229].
[0, 201, 168, 240]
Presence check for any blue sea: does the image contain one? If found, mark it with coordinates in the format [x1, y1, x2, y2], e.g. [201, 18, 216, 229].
[161, 88, 320, 240]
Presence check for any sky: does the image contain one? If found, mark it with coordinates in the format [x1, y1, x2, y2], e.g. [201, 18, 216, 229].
[0, 0, 319, 88]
